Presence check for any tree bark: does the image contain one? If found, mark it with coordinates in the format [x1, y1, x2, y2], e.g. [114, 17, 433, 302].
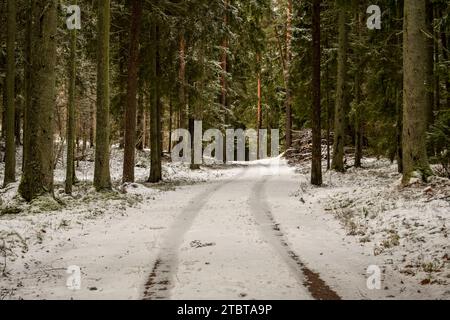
[89, 103, 95, 148]
[3, 0, 16, 186]
[220, 0, 229, 111]
[14, 104, 21, 146]
[178, 32, 187, 129]
[149, 23, 162, 183]
[433, 6, 440, 112]
[285, 0, 293, 150]
[402, 0, 432, 184]
[19, 0, 57, 201]
[425, 0, 434, 127]
[94, 0, 112, 191]
[22, 0, 33, 171]
[325, 35, 331, 170]
[257, 53, 263, 159]
[354, 5, 363, 168]
[311, 0, 322, 186]
[440, 19, 450, 110]
[65, 3, 77, 194]
[331, 1, 348, 173]
[123, 0, 142, 183]
[136, 85, 144, 151]
[168, 98, 173, 153]
[396, 89, 403, 174]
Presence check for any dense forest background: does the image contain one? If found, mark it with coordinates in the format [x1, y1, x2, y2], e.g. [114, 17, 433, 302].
[0, 0, 449, 201]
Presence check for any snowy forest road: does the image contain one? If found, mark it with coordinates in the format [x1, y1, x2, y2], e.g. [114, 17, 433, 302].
[143, 160, 340, 300]
[2, 159, 390, 300]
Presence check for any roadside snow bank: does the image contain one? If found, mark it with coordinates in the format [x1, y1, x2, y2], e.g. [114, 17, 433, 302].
[292, 158, 449, 299]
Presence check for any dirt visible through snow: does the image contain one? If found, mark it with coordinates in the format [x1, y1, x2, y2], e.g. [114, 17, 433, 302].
[0, 153, 449, 300]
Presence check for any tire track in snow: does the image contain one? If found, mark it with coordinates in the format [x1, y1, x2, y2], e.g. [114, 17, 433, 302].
[250, 171, 341, 300]
[143, 169, 246, 300]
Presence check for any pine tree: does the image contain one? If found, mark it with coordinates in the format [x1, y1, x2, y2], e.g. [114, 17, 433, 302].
[285, 0, 293, 150]
[94, 0, 112, 191]
[353, 1, 364, 168]
[402, 0, 432, 184]
[65, 1, 78, 194]
[123, 0, 143, 183]
[3, 0, 16, 187]
[331, 1, 348, 173]
[149, 22, 162, 183]
[19, 0, 57, 201]
[311, 0, 322, 186]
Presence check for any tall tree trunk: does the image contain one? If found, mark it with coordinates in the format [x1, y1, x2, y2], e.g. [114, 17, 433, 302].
[256, 54, 262, 159]
[178, 33, 187, 129]
[433, 6, 440, 113]
[22, 0, 33, 170]
[123, 0, 142, 183]
[136, 85, 144, 151]
[19, 0, 57, 201]
[441, 20, 450, 110]
[94, 0, 112, 191]
[65, 4, 77, 194]
[402, 0, 432, 184]
[354, 5, 363, 168]
[168, 98, 173, 153]
[425, 0, 435, 127]
[187, 45, 201, 170]
[3, 0, 16, 186]
[396, 89, 403, 173]
[1, 84, 5, 140]
[285, 0, 293, 150]
[89, 103, 95, 148]
[324, 33, 333, 171]
[220, 0, 229, 111]
[331, 1, 348, 173]
[149, 23, 162, 183]
[14, 104, 21, 146]
[325, 40, 331, 171]
[311, 0, 322, 186]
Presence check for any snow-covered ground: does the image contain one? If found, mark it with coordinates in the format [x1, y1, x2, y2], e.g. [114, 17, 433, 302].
[290, 158, 449, 299]
[0, 148, 448, 300]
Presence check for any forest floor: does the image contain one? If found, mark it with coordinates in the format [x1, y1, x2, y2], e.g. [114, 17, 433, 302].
[0, 147, 449, 300]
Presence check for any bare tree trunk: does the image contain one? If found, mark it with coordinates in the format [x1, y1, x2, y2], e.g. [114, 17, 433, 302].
[149, 23, 162, 183]
[22, 0, 33, 170]
[220, 0, 229, 111]
[396, 89, 403, 173]
[354, 6, 364, 168]
[285, 0, 293, 150]
[325, 41, 331, 171]
[14, 104, 21, 146]
[440, 18, 450, 110]
[19, 0, 57, 201]
[178, 32, 187, 129]
[332, 1, 348, 173]
[425, 0, 435, 127]
[136, 86, 144, 151]
[402, 0, 432, 184]
[89, 103, 95, 148]
[1, 84, 5, 140]
[65, 3, 77, 194]
[311, 0, 322, 186]
[3, 0, 16, 186]
[256, 54, 262, 159]
[168, 98, 173, 153]
[123, 0, 142, 183]
[433, 6, 440, 112]
[94, 0, 112, 191]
